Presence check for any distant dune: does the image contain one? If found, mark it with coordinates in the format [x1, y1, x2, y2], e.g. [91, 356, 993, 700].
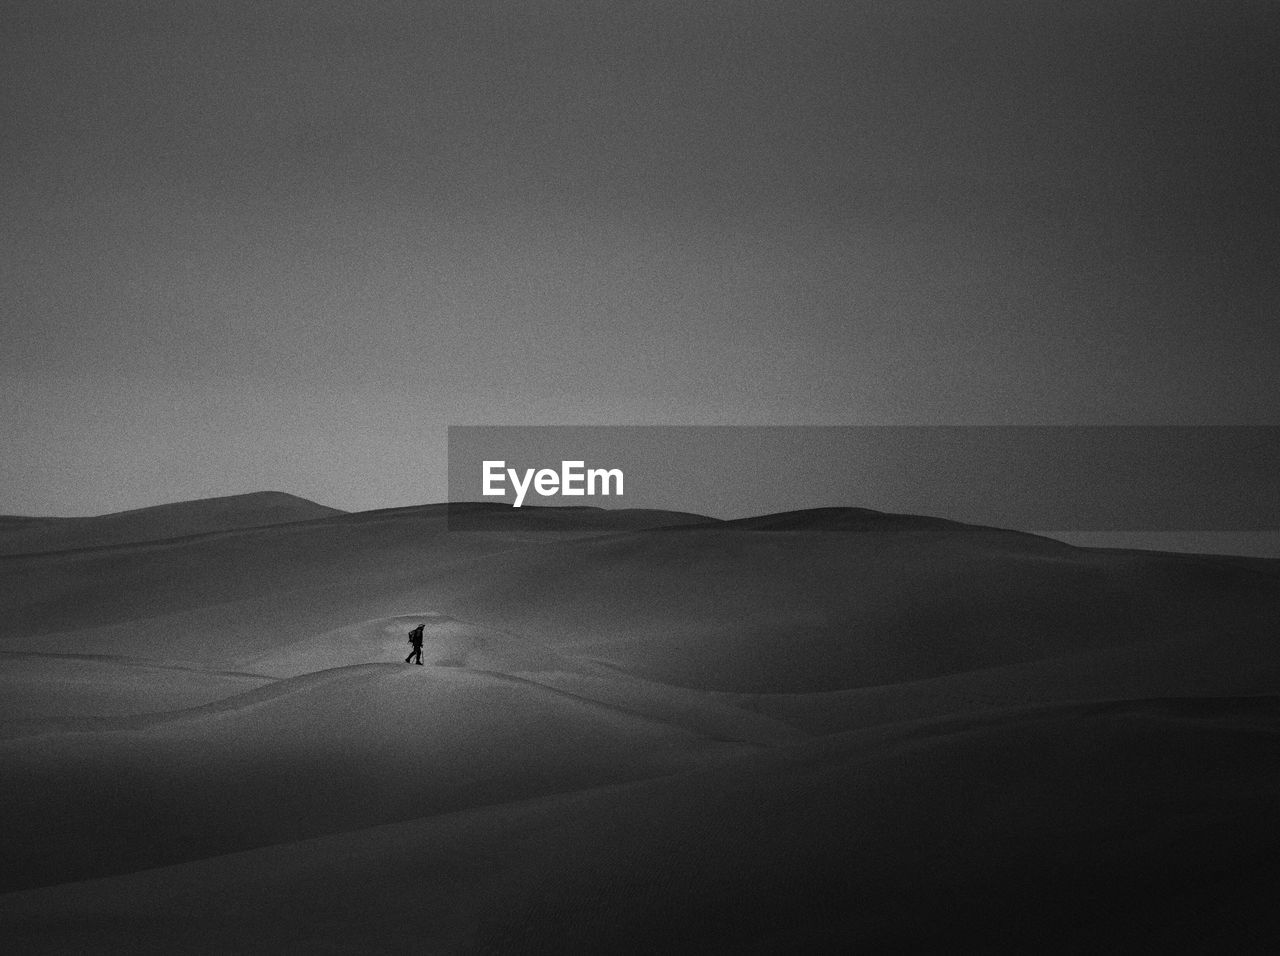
[1041, 530, 1280, 559]
[684, 505, 988, 533]
[438, 500, 716, 532]
[0, 491, 344, 556]
[2, 496, 1278, 951]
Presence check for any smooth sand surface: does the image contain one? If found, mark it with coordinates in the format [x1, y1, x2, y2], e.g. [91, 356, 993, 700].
[2, 499, 1278, 951]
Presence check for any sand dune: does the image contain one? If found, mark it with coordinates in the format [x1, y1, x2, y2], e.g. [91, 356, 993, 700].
[0, 502, 713, 643]
[0, 652, 272, 722]
[417, 521, 1279, 692]
[0, 663, 756, 894]
[0, 491, 344, 556]
[2, 695, 1277, 953]
[243, 613, 499, 676]
[1, 498, 1278, 951]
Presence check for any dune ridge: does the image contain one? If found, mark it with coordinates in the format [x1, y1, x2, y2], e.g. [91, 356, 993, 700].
[0, 491, 344, 556]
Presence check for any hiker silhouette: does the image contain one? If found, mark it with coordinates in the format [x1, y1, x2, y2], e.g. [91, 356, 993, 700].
[405, 623, 425, 665]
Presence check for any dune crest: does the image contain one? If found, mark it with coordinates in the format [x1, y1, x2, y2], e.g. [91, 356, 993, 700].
[0, 491, 344, 556]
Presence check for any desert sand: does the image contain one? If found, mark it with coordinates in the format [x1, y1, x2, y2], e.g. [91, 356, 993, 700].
[1, 495, 1278, 952]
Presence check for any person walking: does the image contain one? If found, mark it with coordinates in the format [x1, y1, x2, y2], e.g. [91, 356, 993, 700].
[405, 623, 425, 665]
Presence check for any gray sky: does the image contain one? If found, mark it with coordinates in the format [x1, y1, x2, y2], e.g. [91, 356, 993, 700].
[3, 1, 1278, 515]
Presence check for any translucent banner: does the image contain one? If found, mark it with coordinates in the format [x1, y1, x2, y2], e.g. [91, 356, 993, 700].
[447, 426, 1280, 531]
